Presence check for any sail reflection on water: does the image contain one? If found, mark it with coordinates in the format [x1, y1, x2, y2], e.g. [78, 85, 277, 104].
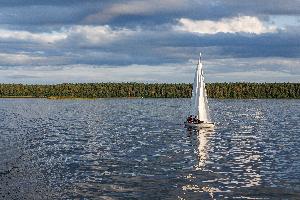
[182, 128, 221, 199]
[182, 125, 263, 198]
[194, 128, 214, 171]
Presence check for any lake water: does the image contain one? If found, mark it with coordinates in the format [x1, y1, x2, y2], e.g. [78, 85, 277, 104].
[0, 98, 299, 199]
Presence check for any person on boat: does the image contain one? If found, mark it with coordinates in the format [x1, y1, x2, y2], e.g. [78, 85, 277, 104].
[187, 115, 193, 123]
[193, 116, 198, 123]
[193, 116, 202, 124]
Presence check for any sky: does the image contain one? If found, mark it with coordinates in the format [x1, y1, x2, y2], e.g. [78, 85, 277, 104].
[0, 0, 299, 83]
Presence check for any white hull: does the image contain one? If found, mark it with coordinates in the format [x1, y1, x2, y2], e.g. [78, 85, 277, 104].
[184, 121, 215, 129]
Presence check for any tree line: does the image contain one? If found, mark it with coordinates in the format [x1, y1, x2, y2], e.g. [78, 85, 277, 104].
[0, 83, 299, 99]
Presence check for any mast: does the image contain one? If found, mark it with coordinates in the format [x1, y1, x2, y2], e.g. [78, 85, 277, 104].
[199, 52, 202, 64]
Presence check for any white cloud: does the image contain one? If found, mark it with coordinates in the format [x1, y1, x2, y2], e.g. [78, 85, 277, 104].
[0, 29, 67, 43]
[0, 53, 46, 65]
[65, 25, 135, 45]
[0, 25, 135, 46]
[0, 52, 72, 66]
[175, 16, 277, 34]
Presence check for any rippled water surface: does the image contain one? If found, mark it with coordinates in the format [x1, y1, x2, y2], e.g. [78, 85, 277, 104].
[0, 98, 299, 199]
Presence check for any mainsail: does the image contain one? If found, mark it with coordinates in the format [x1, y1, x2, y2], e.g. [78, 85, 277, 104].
[191, 53, 211, 122]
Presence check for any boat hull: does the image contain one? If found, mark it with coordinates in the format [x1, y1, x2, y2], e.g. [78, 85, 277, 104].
[184, 121, 215, 129]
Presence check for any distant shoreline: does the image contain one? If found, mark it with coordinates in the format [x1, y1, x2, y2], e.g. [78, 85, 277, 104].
[0, 97, 299, 100]
[0, 83, 299, 99]
[0, 96, 143, 100]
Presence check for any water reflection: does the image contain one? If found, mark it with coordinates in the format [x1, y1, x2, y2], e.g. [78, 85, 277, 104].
[0, 99, 299, 199]
[183, 127, 219, 198]
[188, 128, 214, 171]
[183, 124, 265, 198]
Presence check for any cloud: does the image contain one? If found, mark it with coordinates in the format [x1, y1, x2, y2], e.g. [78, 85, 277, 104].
[63, 25, 135, 47]
[221, 0, 300, 16]
[0, 57, 299, 83]
[0, 25, 134, 46]
[0, 64, 193, 83]
[210, 71, 300, 83]
[175, 16, 277, 34]
[1, 1, 300, 27]
[0, 24, 299, 70]
[0, 53, 46, 66]
[0, 29, 67, 43]
[5, 75, 39, 79]
[204, 57, 300, 82]
[84, 0, 188, 24]
[0, 52, 73, 67]
[205, 57, 300, 75]
[0, 1, 299, 83]
[0, 4, 89, 25]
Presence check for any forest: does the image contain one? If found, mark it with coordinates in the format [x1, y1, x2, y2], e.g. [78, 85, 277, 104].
[0, 83, 299, 99]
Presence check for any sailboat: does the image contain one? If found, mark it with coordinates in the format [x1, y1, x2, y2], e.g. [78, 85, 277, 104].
[185, 53, 214, 129]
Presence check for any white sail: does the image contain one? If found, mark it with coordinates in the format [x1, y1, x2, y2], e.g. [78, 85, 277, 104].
[191, 53, 211, 122]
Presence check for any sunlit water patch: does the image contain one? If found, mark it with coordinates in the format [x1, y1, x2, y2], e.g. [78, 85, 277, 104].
[0, 99, 299, 199]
